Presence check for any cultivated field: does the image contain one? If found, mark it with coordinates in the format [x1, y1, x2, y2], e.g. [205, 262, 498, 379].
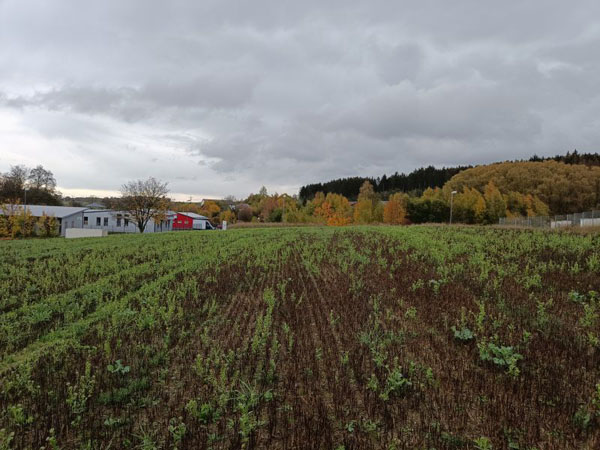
[1, 227, 599, 449]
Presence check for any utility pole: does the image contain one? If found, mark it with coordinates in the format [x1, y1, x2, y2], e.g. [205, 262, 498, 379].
[449, 190, 457, 224]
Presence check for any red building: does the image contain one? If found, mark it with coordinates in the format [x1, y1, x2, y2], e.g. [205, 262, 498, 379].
[173, 212, 194, 230]
[173, 212, 215, 230]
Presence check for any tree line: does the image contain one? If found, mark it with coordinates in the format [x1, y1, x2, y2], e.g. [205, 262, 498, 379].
[238, 155, 600, 225]
[2, 150, 598, 238]
[528, 150, 600, 166]
[299, 150, 600, 203]
[235, 178, 550, 227]
[299, 165, 470, 201]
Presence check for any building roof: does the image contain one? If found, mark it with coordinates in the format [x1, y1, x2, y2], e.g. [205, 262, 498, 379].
[2, 205, 88, 218]
[179, 212, 209, 220]
[84, 209, 178, 218]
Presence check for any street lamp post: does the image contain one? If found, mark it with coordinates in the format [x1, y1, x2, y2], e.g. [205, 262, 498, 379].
[24, 188, 28, 210]
[449, 190, 457, 225]
[282, 194, 286, 223]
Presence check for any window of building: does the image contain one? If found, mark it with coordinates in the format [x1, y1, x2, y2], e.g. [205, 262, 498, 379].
[84, 216, 88, 225]
[96, 217, 101, 226]
[116, 215, 122, 227]
[124, 218, 129, 227]
[103, 217, 108, 226]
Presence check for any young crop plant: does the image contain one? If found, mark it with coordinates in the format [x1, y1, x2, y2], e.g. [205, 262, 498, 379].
[428, 278, 444, 295]
[107, 359, 130, 376]
[0, 429, 15, 450]
[6, 404, 33, 428]
[475, 300, 487, 334]
[573, 382, 600, 431]
[569, 290, 587, 304]
[379, 367, 412, 401]
[66, 361, 96, 427]
[232, 382, 269, 445]
[473, 436, 493, 450]
[478, 341, 523, 377]
[186, 399, 220, 425]
[587, 253, 600, 272]
[535, 298, 553, 333]
[134, 422, 163, 450]
[168, 417, 186, 450]
[452, 325, 474, 342]
[452, 307, 475, 342]
[404, 306, 417, 320]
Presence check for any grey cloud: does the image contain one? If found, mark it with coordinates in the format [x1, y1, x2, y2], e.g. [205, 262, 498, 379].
[374, 43, 424, 85]
[323, 82, 542, 142]
[0, 0, 599, 198]
[0, 74, 257, 122]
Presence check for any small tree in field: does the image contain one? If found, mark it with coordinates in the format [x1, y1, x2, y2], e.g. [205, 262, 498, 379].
[119, 178, 169, 233]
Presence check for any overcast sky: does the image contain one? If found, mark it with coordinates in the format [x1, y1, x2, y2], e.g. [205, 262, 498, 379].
[1, 1, 599, 200]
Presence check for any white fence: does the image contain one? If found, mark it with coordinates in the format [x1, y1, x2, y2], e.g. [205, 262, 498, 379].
[66, 229, 108, 239]
[499, 210, 600, 228]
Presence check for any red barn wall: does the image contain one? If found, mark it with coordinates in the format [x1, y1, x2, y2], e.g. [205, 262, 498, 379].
[173, 213, 193, 230]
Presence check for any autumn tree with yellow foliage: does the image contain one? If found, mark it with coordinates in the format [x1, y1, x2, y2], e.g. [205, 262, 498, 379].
[452, 187, 486, 224]
[0, 204, 36, 238]
[445, 160, 600, 214]
[353, 181, 382, 224]
[482, 181, 507, 224]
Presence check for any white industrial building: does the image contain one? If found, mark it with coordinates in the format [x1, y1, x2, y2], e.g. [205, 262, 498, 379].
[82, 209, 176, 233]
[1, 205, 176, 236]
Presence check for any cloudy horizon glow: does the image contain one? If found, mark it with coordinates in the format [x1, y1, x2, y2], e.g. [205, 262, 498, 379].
[1, 1, 599, 200]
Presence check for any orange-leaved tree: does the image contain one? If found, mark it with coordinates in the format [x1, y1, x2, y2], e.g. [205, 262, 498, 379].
[314, 193, 352, 226]
[383, 193, 407, 225]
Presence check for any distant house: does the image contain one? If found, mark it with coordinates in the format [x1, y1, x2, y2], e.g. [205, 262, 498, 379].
[82, 210, 176, 233]
[0, 205, 86, 236]
[201, 198, 223, 205]
[85, 202, 106, 209]
[173, 212, 215, 230]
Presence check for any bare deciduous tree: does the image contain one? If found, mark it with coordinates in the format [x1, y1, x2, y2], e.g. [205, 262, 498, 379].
[119, 177, 169, 233]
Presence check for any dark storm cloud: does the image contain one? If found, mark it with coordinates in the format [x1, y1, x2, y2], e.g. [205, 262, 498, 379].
[1, 0, 599, 198]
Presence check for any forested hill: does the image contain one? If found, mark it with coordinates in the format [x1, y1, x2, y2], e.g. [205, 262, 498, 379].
[299, 165, 470, 201]
[299, 150, 600, 202]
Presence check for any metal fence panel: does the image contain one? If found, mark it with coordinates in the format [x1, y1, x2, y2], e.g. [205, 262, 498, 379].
[499, 210, 600, 228]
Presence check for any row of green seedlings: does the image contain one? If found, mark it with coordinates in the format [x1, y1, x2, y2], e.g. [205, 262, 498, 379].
[0, 245, 189, 357]
[0, 246, 231, 448]
[44, 274, 267, 448]
[335, 294, 436, 446]
[186, 288, 281, 448]
[568, 290, 600, 432]
[569, 290, 600, 348]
